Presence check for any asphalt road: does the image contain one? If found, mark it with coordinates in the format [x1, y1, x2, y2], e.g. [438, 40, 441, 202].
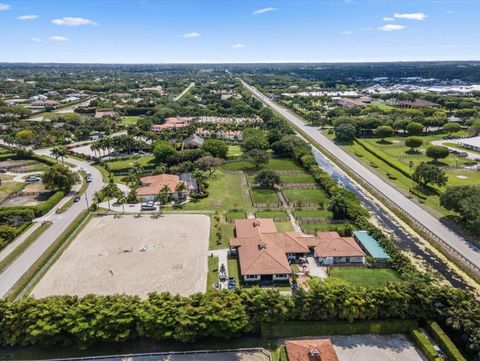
[241, 79, 480, 272]
[0, 148, 105, 298]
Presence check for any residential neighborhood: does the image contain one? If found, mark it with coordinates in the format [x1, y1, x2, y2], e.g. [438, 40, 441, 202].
[0, 1, 479, 361]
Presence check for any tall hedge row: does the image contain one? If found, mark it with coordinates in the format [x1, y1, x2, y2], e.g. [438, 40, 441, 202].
[0, 280, 479, 354]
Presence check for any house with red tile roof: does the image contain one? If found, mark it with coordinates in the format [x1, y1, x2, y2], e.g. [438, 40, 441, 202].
[284, 339, 340, 361]
[137, 174, 187, 200]
[151, 117, 193, 132]
[230, 219, 366, 283]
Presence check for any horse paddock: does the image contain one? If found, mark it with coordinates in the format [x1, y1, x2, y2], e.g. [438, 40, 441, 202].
[31, 213, 210, 298]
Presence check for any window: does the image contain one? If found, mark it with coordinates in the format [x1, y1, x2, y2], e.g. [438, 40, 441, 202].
[245, 275, 258, 279]
[275, 274, 287, 278]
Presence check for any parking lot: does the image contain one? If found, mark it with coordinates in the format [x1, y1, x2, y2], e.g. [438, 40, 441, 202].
[32, 214, 210, 298]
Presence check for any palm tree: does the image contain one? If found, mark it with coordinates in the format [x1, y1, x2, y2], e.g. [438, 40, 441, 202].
[117, 193, 127, 214]
[90, 142, 100, 159]
[50, 146, 66, 165]
[175, 182, 188, 200]
[102, 179, 121, 211]
[157, 185, 170, 205]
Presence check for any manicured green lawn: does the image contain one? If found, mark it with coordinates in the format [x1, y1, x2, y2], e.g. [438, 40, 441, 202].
[227, 145, 243, 158]
[275, 221, 294, 232]
[0, 178, 24, 202]
[329, 268, 402, 287]
[207, 255, 219, 290]
[222, 158, 304, 172]
[121, 116, 140, 126]
[255, 210, 289, 219]
[250, 188, 279, 205]
[225, 210, 246, 220]
[228, 257, 240, 283]
[283, 188, 328, 205]
[180, 172, 253, 212]
[280, 174, 316, 184]
[302, 223, 350, 232]
[105, 155, 156, 172]
[209, 215, 235, 250]
[344, 134, 480, 215]
[294, 209, 333, 218]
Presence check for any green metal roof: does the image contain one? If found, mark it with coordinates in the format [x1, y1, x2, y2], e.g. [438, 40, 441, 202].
[354, 231, 390, 260]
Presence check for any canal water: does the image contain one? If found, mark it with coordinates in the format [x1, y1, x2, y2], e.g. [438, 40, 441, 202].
[312, 147, 470, 289]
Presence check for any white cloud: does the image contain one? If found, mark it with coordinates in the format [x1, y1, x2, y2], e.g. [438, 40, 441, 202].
[0, 3, 10, 11]
[383, 17, 394, 21]
[341, 31, 352, 35]
[232, 43, 246, 48]
[17, 14, 38, 20]
[31, 37, 42, 42]
[394, 12, 427, 21]
[252, 7, 278, 15]
[182, 32, 201, 38]
[49, 36, 68, 42]
[51, 17, 96, 26]
[379, 24, 406, 32]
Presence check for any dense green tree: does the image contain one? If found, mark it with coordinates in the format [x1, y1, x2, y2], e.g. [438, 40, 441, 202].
[334, 123, 356, 142]
[443, 122, 461, 135]
[328, 193, 348, 219]
[441, 185, 480, 234]
[195, 156, 225, 176]
[272, 135, 310, 160]
[153, 141, 177, 164]
[254, 169, 280, 188]
[406, 122, 424, 136]
[15, 129, 35, 145]
[42, 164, 75, 192]
[412, 162, 447, 187]
[375, 125, 394, 141]
[405, 137, 423, 152]
[202, 139, 228, 159]
[426, 145, 449, 163]
[242, 128, 269, 151]
[246, 149, 270, 168]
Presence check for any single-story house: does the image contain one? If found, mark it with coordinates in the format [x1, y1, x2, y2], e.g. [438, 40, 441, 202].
[31, 99, 59, 108]
[337, 96, 372, 108]
[136, 174, 188, 201]
[388, 98, 440, 108]
[151, 117, 194, 132]
[95, 110, 119, 119]
[183, 134, 204, 148]
[284, 338, 340, 361]
[230, 219, 366, 282]
[353, 231, 390, 261]
[303, 232, 366, 265]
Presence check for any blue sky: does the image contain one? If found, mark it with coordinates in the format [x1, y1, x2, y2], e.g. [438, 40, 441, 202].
[0, 0, 479, 63]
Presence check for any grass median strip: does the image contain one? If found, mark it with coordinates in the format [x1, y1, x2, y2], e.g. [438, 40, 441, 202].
[8, 210, 91, 300]
[0, 221, 51, 273]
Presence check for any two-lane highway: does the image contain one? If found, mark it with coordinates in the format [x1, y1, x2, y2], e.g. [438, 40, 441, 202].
[241, 79, 480, 273]
[0, 148, 105, 298]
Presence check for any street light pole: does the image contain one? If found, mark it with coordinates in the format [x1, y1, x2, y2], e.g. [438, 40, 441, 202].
[85, 193, 89, 210]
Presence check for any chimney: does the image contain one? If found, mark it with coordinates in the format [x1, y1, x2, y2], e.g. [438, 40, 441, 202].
[258, 242, 267, 250]
[309, 345, 321, 360]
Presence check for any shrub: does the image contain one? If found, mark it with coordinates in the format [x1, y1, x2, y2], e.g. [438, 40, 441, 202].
[33, 191, 65, 216]
[426, 322, 466, 361]
[410, 328, 443, 361]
